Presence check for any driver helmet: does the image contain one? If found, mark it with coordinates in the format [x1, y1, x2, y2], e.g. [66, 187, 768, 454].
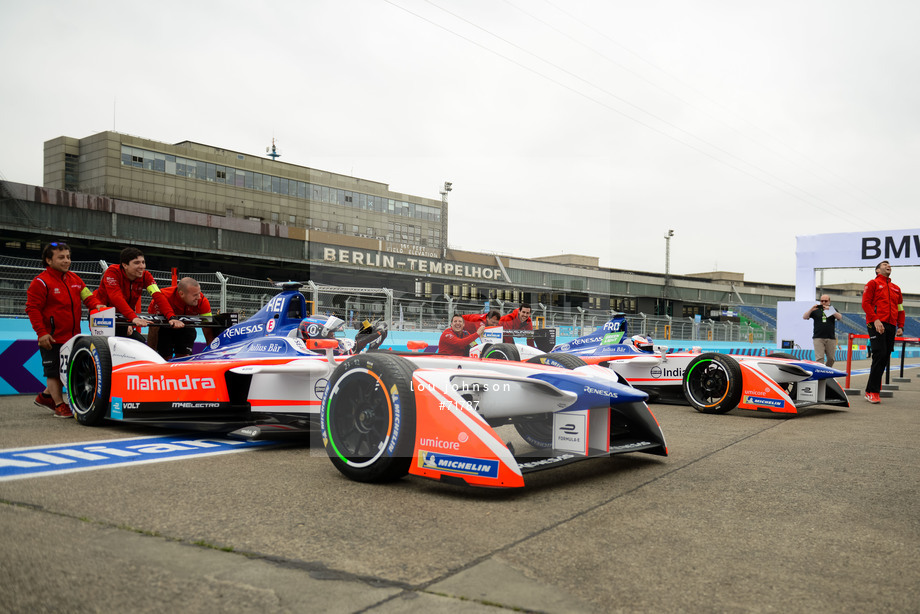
[298, 317, 333, 340]
[629, 334, 654, 353]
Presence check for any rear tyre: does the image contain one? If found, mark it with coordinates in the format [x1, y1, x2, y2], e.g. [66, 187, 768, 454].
[682, 353, 743, 414]
[514, 353, 589, 448]
[321, 353, 417, 483]
[66, 336, 112, 426]
[482, 343, 521, 362]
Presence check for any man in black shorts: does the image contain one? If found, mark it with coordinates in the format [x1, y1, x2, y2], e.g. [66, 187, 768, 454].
[25, 242, 104, 418]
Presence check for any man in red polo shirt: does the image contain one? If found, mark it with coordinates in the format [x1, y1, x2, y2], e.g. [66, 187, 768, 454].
[439, 314, 485, 356]
[94, 247, 181, 341]
[148, 277, 215, 359]
[861, 260, 905, 404]
[461, 310, 501, 335]
[26, 241, 104, 418]
[500, 303, 536, 347]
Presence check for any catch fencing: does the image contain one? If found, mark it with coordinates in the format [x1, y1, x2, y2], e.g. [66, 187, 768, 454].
[1, 254, 775, 343]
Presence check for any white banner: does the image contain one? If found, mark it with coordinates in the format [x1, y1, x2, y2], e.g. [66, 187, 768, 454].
[795, 229, 920, 301]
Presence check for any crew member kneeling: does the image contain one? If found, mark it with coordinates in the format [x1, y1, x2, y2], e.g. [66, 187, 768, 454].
[148, 277, 215, 359]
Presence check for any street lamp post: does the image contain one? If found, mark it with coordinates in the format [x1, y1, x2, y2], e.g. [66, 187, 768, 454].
[439, 181, 451, 254]
[662, 229, 674, 305]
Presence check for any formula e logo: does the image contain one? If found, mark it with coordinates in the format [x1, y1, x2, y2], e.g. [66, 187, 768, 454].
[266, 318, 276, 333]
[126, 375, 216, 391]
[558, 423, 579, 435]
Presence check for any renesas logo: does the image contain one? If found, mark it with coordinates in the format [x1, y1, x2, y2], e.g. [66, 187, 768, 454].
[584, 386, 617, 398]
[862, 234, 920, 261]
[126, 374, 216, 391]
[225, 324, 264, 338]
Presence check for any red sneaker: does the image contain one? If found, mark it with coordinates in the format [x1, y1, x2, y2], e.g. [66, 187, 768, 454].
[864, 392, 880, 404]
[34, 393, 56, 411]
[53, 403, 73, 419]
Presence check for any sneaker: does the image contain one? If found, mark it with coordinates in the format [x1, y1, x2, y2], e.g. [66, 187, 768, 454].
[34, 392, 56, 411]
[53, 403, 73, 419]
[864, 392, 880, 404]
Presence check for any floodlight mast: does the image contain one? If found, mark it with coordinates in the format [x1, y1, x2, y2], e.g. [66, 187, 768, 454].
[664, 229, 674, 276]
[439, 182, 451, 256]
[663, 229, 675, 300]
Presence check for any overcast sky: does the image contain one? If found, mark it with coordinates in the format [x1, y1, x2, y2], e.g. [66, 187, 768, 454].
[2, 0, 918, 291]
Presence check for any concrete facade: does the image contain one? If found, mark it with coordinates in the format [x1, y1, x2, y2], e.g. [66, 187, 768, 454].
[44, 131, 446, 249]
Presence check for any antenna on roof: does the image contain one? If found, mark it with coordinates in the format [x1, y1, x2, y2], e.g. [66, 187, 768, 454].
[266, 137, 281, 160]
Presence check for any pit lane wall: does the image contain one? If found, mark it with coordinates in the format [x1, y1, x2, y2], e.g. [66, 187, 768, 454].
[2, 317, 887, 396]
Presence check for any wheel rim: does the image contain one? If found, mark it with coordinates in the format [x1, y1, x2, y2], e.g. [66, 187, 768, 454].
[486, 349, 509, 360]
[68, 348, 98, 415]
[325, 369, 394, 467]
[686, 359, 730, 407]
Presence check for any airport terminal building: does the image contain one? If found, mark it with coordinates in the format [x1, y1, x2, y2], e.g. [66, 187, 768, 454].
[1, 130, 911, 327]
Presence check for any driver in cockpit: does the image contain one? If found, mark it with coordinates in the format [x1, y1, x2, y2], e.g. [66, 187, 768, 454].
[297, 314, 387, 354]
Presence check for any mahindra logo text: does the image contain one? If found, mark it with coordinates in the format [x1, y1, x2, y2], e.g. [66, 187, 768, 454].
[126, 374, 217, 391]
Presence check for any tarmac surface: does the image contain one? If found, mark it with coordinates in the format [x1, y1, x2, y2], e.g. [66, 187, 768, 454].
[1, 358, 917, 613]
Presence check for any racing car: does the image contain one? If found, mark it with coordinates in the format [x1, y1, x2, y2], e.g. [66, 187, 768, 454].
[59, 286, 667, 488]
[468, 315, 850, 415]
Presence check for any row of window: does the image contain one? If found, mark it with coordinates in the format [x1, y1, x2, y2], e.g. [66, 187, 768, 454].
[120, 146, 442, 222]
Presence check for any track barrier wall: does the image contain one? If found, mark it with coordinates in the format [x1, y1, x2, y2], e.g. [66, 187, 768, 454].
[10, 316, 913, 396]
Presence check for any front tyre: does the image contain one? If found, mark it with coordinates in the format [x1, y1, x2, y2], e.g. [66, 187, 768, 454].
[66, 336, 113, 426]
[321, 353, 417, 483]
[515, 353, 589, 448]
[482, 343, 521, 362]
[682, 353, 743, 414]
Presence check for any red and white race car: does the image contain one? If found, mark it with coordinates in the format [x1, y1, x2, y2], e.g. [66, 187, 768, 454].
[468, 316, 850, 415]
[60, 288, 667, 488]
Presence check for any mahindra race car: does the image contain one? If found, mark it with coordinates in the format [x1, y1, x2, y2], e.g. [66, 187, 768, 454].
[59, 286, 667, 488]
[472, 316, 850, 415]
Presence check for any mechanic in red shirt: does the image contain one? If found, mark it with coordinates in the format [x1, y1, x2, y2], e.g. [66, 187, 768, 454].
[861, 260, 905, 404]
[500, 303, 536, 347]
[93, 247, 182, 341]
[438, 314, 485, 356]
[462, 310, 501, 335]
[25, 241, 104, 418]
[147, 277, 215, 359]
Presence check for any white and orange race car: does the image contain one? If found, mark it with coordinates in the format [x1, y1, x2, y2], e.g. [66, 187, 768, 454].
[59, 287, 667, 488]
[474, 316, 850, 415]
